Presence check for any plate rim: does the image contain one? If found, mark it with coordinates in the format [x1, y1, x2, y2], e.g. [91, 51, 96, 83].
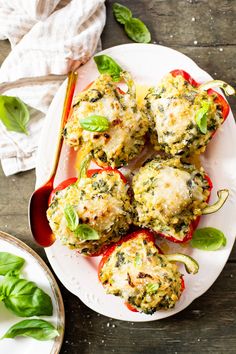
[0, 230, 65, 353]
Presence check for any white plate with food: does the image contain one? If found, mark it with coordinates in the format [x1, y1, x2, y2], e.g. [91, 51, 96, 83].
[0, 231, 64, 353]
[35, 43, 236, 321]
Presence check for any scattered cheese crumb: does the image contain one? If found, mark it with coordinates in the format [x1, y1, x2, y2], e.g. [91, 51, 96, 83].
[194, 40, 198, 45]
[219, 48, 223, 52]
[191, 17, 196, 21]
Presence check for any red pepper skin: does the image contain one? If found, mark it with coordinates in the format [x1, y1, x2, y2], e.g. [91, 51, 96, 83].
[170, 69, 199, 88]
[98, 230, 157, 281]
[170, 69, 230, 121]
[48, 177, 77, 205]
[156, 174, 213, 243]
[98, 230, 185, 313]
[87, 167, 127, 184]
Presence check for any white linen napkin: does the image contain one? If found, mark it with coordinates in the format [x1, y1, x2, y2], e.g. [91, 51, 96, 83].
[0, 0, 106, 176]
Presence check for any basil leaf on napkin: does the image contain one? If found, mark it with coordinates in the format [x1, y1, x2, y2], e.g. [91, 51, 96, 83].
[75, 225, 100, 241]
[191, 227, 227, 251]
[0, 96, 29, 134]
[80, 115, 110, 132]
[94, 55, 122, 82]
[0, 252, 25, 276]
[113, 2, 132, 24]
[64, 205, 79, 231]
[1, 319, 59, 341]
[0, 276, 53, 317]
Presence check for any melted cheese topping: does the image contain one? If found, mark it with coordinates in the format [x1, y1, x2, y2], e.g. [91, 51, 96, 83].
[47, 171, 132, 255]
[100, 232, 182, 314]
[145, 73, 223, 156]
[132, 158, 210, 241]
[64, 74, 148, 167]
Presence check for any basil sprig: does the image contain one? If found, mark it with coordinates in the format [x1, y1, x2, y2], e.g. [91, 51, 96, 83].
[0, 276, 53, 317]
[64, 205, 79, 231]
[0, 252, 25, 276]
[1, 319, 59, 341]
[80, 115, 110, 132]
[94, 55, 122, 82]
[191, 227, 227, 251]
[195, 101, 211, 134]
[0, 95, 29, 135]
[64, 205, 100, 240]
[113, 3, 151, 43]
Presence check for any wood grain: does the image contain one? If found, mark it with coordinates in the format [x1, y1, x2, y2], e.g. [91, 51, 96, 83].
[0, 0, 236, 353]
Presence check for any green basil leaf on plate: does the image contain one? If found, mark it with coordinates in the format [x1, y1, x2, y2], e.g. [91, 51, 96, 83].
[1, 319, 59, 341]
[0, 96, 29, 135]
[0, 276, 53, 317]
[64, 205, 79, 231]
[195, 101, 211, 134]
[0, 252, 25, 276]
[94, 55, 122, 82]
[80, 115, 110, 132]
[124, 18, 151, 43]
[191, 227, 227, 251]
[113, 2, 132, 24]
[75, 225, 100, 240]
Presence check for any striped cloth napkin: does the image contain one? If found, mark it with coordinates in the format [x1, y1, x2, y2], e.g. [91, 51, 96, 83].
[0, 0, 105, 176]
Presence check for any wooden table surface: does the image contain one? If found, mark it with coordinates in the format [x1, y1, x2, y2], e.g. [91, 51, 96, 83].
[0, 1, 235, 353]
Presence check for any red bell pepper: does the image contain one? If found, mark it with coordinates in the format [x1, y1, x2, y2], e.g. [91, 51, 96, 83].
[170, 69, 230, 121]
[156, 173, 213, 243]
[48, 177, 77, 205]
[98, 230, 186, 313]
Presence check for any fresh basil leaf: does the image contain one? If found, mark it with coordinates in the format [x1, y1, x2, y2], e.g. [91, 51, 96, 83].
[75, 225, 100, 240]
[113, 2, 132, 24]
[191, 227, 227, 251]
[0, 276, 53, 317]
[124, 18, 151, 43]
[195, 101, 211, 134]
[94, 55, 122, 82]
[0, 96, 29, 135]
[64, 205, 79, 231]
[1, 319, 59, 341]
[0, 252, 25, 276]
[80, 115, 110, 132]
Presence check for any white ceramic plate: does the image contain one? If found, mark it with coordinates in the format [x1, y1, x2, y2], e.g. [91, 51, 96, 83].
[36, 44, 236, 322]
[0, 231, 64, 353]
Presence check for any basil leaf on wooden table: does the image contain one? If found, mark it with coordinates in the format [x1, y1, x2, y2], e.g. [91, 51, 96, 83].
[191, 227, 227, 251]
[1, 319, 59, 341]
[0, 95, 29, 134]
[0, 276, 53, 317]
[75, 225, 100, 240]
[113, 2, 132, 24]
[64, 205, 79, 231]
[195, 101, 211, 134]
[0, 252, 25, 276]
[80, 115, 110, 132]
[94, 55, 122, 82]
[112, 2, 151, 43]
[125, 18, 151, 43]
